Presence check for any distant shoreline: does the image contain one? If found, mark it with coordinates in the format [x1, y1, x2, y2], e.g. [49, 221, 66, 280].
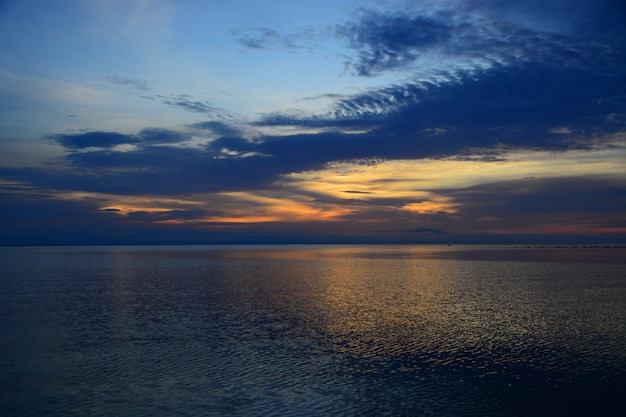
[1, 243, 625, 248]
[509, 245, 626, 249]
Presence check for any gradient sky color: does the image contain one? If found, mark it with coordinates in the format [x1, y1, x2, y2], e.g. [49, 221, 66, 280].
[1, 0, 625, 244]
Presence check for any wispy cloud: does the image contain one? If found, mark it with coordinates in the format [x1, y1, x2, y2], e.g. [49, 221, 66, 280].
[334, 3, 622, 78]
[142, 94, 223, 114]
[336, 10, 454, 76]
[232, 25, 320, 52]
[106, 75, 150, 91]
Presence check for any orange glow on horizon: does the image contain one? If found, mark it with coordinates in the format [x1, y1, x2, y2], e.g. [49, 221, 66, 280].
[161, 215, 282, 224]
[99, 206, 173, 215]
[12, 145, 621, 232]
[132, 191, 358, 225]
[402, 200, 457, 214]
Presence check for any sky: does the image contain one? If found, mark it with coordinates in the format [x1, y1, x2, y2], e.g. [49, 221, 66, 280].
[0, 0, 625, 245]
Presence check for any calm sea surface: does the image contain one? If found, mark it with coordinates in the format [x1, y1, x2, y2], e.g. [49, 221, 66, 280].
[1, 244, 625, 416]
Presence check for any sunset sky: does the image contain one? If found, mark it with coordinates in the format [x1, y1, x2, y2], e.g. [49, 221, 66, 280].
[1, 0, 625, 244]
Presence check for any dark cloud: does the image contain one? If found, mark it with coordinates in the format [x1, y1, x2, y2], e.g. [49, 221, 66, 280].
[378, 62, 626, 139]
[464, 0, 626, 39]
[251, 1, 625, 151]
[0, 192, 229, 245]
[333, 1, 625, 77]
[106, 75, 150, 91]
[49, 128, 190, 151]
[49, 131, 137, 149]
[44, 145, 280, 194]
[18, 32, 626, 198]
[99, 208, 121, 213]
[256, 55, 625, 155]
[337, 11, 453, 76]
[429, 176, 626, 235]
[25, 50, 626, 196]
[10, 129, 393, 196]
[1, 171, 623, 245]
[354, 175, 626, 242]
[0, 193, 122, 244]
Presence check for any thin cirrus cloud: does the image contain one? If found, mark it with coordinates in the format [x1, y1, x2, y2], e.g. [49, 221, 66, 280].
[0, 0, 624, 244]
[106, 76, 150, 91]
[232, 26, 319, 51]
[141, 94, 224, 114]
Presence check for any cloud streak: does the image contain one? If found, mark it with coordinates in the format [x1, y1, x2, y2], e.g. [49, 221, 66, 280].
[106, 75, 150, 91]
[232, 25, 320, 51]
[142, 94, 223, 114]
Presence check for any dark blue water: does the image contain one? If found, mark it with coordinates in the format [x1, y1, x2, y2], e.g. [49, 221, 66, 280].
[1, 245, 625, 416]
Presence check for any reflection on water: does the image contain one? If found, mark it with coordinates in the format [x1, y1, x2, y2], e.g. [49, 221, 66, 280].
[1, 245, 625, 416]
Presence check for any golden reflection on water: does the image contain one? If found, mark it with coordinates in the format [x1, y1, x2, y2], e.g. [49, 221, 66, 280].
[93, 245, 626, 395]
[2, 245, 625, 416]
[278, 246, 626, 382]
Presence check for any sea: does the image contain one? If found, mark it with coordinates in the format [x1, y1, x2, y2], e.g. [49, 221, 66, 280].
[1, 244, 625, 416]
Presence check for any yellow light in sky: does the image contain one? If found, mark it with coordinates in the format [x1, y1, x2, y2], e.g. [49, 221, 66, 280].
[20, 144, 623, 231]
[402, 200, 457, 214]
[287, 146, 626, 200]
[187, 191, 354, 224]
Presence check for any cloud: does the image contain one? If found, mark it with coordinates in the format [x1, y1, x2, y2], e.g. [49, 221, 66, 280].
[125, 209, 206, 222]
[255, 5, 625, 133]
[30, 145, 276, 195]
[430, 176, 626, 234]
[336, 10, 453, 76]
[143, 94, 222, 114]
[106, 75, 150, 91]
[48, 128, 190, 151]
[335, 2, 625, 77]
[99, 208, 121, 213]
[233, 26, 280, 50]
[256, 53, 626, 154]
[30, 49, 626, 195]
[0, 192, 122, 243]
[3, 1, 625, 245]
[189, 120, 243, 137]
[232, 25, 318, 51]
[49, 131, 137, 149]
[7, 4, 626, 197]
[136, 128, 190, 145]
[0, 191, 226, 245]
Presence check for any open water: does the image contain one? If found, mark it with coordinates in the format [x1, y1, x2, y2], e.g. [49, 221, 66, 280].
[1, 244, 625, 416]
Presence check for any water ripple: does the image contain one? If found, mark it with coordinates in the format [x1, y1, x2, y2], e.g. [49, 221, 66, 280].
[1, 245, 625, 416]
